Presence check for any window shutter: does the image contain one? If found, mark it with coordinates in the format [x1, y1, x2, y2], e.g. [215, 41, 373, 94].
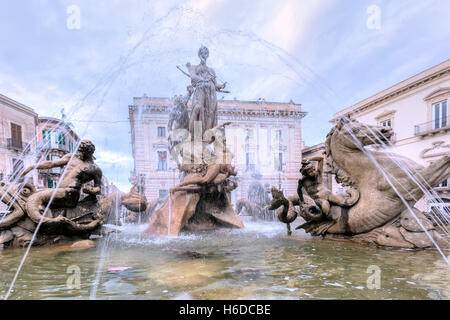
[11, 123, 22, 143]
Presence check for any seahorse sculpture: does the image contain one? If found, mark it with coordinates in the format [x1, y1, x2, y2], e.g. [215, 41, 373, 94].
[270, 118, 450, 249]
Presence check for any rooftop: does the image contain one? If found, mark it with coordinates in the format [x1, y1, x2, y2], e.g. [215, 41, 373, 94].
[131, 96, 302, 112]
[38, 116, 79, 140]
[0, 93, 38, 118]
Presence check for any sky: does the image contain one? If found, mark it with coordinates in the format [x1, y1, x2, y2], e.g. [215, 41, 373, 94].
[0, 0, 449, 191]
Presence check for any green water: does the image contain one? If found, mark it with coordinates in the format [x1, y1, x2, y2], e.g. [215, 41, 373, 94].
[0, 221, 449, 300]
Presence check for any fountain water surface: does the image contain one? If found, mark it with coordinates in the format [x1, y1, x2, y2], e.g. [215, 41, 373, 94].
[1, 220, 449, 300]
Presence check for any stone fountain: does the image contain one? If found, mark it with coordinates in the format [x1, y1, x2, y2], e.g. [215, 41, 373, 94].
[143, 46, 244, 236]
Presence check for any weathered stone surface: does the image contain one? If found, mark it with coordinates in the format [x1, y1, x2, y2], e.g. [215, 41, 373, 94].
[400, 208, 434, 232]
[11, 226, 32, 239]
[124, 198, 160, 224]
[11, 226, 33, 247]
[376, 226, 415, 248]
[70, 239, 96, 250]
[0, 230, 13, 245]
[398, 227, 445, 249]
[144, 192, 200, 236]
[17, 217, 37, 232]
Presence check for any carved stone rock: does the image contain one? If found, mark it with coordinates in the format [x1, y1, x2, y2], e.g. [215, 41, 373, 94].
[0, 140, 148, 248]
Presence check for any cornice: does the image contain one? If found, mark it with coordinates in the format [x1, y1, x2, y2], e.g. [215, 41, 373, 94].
[424, 87, 450, 101]
[420, 141, 450, 159]
[374, 109, 396, 120]
[129, 105, 306, 119]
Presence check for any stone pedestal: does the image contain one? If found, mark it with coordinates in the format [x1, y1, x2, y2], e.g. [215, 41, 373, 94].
[143, 184, 243, 237]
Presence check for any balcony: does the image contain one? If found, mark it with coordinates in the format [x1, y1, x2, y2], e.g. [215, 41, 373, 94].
[414, 116, 450, 136]
[6, 138, 23, 151]
[42, 140, 70, 152]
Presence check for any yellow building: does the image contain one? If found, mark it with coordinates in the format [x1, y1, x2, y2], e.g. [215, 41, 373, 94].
[129, 97, 306, 203]
[0, 93, 38, 184]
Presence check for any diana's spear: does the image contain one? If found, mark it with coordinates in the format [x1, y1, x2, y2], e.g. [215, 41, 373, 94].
[176, 66, 230, 94]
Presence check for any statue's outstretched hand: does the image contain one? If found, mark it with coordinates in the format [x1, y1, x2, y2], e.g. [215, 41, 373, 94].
[21, 166, 32, 177]
[83, 185, 101, 196]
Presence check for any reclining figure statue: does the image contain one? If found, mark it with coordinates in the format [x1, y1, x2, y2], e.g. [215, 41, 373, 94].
[0, 140, 147, 248]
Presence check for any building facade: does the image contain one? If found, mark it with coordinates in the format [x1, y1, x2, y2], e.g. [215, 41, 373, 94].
[129, 97, 306, 203]
[0, 93, 38, 184]
[36, 116, 80, 188]
[333, 59, 450, 210]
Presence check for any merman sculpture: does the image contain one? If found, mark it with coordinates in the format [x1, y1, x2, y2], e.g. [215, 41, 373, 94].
[0, 140, 147, 248]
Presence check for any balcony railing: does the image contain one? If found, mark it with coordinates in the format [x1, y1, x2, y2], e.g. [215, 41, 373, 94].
[42, 140, 70, 152]
[6, 138, 23, 151]
[414, 116, 450, 136]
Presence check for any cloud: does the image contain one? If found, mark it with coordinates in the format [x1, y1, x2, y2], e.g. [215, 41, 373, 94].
[95, 150, 133, 166]
[259, 0, 323, 53]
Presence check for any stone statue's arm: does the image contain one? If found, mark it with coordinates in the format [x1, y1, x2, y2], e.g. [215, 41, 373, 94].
[315, 157, 324, 184]
[22, 154, 70, 176]
[210, 69, 226, 90]
[83, 167, 102, 195]
[184, 85, 194, 101]
[211, 121, 232, 131]
[297, 179, 305, 203]
[309, 156, 324, 183]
